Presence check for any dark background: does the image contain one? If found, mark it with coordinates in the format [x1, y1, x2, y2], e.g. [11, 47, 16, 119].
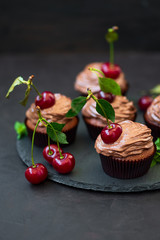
[0, 0, 160, 54]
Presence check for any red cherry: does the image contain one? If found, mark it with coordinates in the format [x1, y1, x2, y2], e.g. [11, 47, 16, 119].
[43, 144, 64, 164]
[101, 123, 122, 144]
[101, 62, 121, 79]
[52, 152, 75, 174]
[97, 91, 115, 103]
[138, 96, 153, 111]
[25, 163, 48, 184]
[35, 91, 55, 110]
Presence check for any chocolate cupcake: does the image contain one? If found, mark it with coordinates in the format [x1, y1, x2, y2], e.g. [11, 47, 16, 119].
[95, 120, 155, 179]
[74, 62, 128, 96]
[25, 93, 79, 147]
[82, 95, 137, 140]
[144, 95, 160, 140]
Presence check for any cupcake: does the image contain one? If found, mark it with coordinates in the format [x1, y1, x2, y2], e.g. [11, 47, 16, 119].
[144, 95, 160, 140]
[74, 62, 128, 96]
[25, 93, 79, 147]
[95, 120, 156, 179]
[82, 95, 137, 140]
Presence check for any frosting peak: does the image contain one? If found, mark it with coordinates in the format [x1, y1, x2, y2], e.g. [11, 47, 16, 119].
[95, 120, 154, 159]
[146, 95, 160, 124]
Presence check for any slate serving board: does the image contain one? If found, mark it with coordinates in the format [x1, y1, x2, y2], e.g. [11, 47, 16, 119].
[16, 108, 160, 193]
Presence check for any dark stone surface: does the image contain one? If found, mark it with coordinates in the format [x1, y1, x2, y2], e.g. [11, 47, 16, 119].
[17, 113, 160, 192]
[1, 52, 160, 240]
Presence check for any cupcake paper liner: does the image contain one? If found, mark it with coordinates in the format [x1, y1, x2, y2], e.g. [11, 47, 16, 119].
[99, 146, 156, 179]
[25, 117, 79, 148]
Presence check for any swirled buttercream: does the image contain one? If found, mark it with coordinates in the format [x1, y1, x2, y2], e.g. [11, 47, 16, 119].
[26, 93, 73, 129]
[146, 96, 160, 124]
[74, 62, 128, 95]
[82, 96, 136, 126]
[95, 120, 154, 159]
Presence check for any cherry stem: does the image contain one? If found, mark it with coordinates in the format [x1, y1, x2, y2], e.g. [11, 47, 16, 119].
[31, 119, 40, 168]
[48, 135, 53, 155]
[28, 75, 42, 98]
[88, 67, 105, 78]
[109, 42, 114, 67]
[36, 106, 64, 159]
[87, 89, 112, 128]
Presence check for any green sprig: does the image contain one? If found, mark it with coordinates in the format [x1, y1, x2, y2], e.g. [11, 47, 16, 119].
[14, 121, 28, 139]
[151, 138, 160, 167]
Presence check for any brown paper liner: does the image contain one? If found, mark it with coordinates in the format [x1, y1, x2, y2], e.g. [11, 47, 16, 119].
[25, 117, 79, 148]
[99, 146, 156, 179]
[144, 113, 160, 141]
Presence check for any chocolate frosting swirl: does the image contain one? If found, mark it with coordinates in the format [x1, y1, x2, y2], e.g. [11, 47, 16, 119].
[146, 95, 160, 124]
[82, 96, 136, 125]
[95, 120, 154, 159]
[26, 93, 72, 129]
[74, 62, 128, 94]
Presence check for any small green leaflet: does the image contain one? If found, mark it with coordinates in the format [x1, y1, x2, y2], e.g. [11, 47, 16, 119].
[96, 99, 115, 122]
[98, 77, 121, 96]
[47, 122, 68, 144]
[6, 77, 27, 98]
[14, 121, 28, 139]
[19, 84, 32, 106]
[66, 96, 87, 117]
[151, 138, 160, 167]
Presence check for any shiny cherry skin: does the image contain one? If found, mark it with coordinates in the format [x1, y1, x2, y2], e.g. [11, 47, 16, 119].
[101, 62, 121, 79]
[97, 91, 115, 103]
[43, 144, 64, 164]
[35, 91, 55, 110]
[138, 96, 153, 111]
[52, 152, 75, 174]
[25, 163, 48, 184]
[101, 123, 122, 144]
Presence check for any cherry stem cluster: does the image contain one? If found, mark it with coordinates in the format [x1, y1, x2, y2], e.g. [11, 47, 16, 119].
[28, 75, 42, 98]
[31, 107, 64, 167]
[86, 88, 112, 129]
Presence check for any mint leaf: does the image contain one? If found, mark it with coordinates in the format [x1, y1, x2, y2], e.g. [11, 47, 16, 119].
[150, 159, 157, 168]
[66, 96, 87, 117]
[155, 138, 160, 151]
[14, 121, 28, 139]
[99, 77, 121, 96]
[96, 99, 115, 122]
[6, 77, 27, 98]
[151, 139, 160, 167]
[47, 124, 68, 145]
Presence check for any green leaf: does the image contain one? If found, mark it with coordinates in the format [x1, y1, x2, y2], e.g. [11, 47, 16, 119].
[155, 138, 160, 151]
[47, 123, 68, 145]
[96, 99, 115, 122]
[6, 77, 27, 98]
[14, 121, 28, 139]
[98, 77, 121, 96]
[47, 122, 65, 132]
[66, 96, 87, 117]
[19, 84, 32, 106]
[150, 85, 160, 95]
[105, 29, 118, 43]
[151, 159, 157, 168]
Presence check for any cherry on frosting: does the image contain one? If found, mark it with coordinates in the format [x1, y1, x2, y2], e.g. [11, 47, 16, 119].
[101, 123, 122, 144]
[43, 144, 64, 164]
[25, 163, 48, 184]
[52, 152, 75, 174]
[101, 62, 121, 79]
[35, 91, 55, 110]
[97, 91, 115, 103]
[138, 96, 153, 111]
